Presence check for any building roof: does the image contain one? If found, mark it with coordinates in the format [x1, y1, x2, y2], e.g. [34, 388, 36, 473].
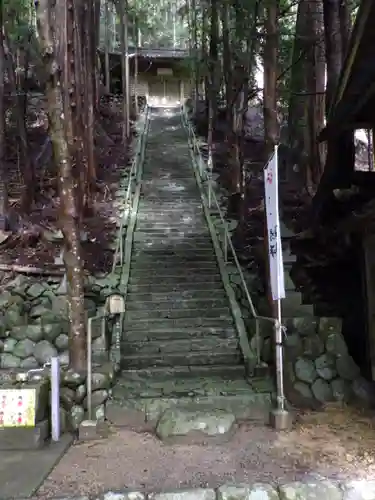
[98, 46, 189, 60]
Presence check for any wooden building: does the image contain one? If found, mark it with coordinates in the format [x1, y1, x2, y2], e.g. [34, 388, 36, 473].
[98, 47, 192, 105]
[307, 0, 375, 379]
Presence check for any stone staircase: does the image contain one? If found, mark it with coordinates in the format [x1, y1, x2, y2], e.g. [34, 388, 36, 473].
[280, 222, 314, 317]
[107, 109, 273, 426]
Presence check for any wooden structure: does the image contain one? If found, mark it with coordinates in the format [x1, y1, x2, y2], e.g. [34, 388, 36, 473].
[98, 47, 192, 103]
[309, 0, 375, 379]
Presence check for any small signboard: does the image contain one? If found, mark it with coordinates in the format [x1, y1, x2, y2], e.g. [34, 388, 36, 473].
[0, 388, 36, 428]
[157, 68, 173, 76]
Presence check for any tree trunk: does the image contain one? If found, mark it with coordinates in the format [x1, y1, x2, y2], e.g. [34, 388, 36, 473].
[221, 0, 232, 126]
[263, 0, 279, 317]
[119, 0, 130, 142]
[104, 0, 111, 94]
[0, 14, 8, 231]
[82, 0, 96, 211]
[36, 0, 87, 372]
[263, 0, 279, 155]
[323, 0, 344, 114]
[4, 34, 36, 213]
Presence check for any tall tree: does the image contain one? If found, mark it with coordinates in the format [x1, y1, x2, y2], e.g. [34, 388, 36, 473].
[36, 0, 87, 371]
[0, 8, 8, 232]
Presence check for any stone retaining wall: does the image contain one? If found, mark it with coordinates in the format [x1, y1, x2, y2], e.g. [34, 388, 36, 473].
[23, 480, 375, 500]
[0, 274, 117, 370]
[246, 316, 375, 408]
[0, 362, 116, 433]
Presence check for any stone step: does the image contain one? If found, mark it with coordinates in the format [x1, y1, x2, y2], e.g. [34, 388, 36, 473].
[282, 290, 314, 317]
[135, 225, 208, 233]
[123, 326, 237, 341]
[136, 214, 206, 223]
[127, 282, 225, 293]
[130, 262, 218, 272]
[108, 378, 272, 425]
[128, 273, 222, 284]
[138, 202, 203, 209]
[132, 241, 214, 250]
[125, 297, 229, 312]
[140, 196, 202, 203]
[114, 373, 273, 399]
[131, 248, 214, 257]
[121, 337, 239, 356]
[133, 233, 212, 242]
[127, 289, 227, 302]
[123, 316, 234, 329]
[136, 208, 204, 215]
[125, 306, 232, 321]
[131, 251, 215, 260]
[120, 364, 246, 380]
[134, 228, 209, 236]
[120, 350, 243, 370]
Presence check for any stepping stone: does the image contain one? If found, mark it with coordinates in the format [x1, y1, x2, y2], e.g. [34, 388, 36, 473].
[156, 407, 236, 443]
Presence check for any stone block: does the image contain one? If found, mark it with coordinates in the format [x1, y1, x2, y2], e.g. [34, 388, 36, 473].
[279, 480, 342, 500]
[342, 480, 375, 500]
[102, 493, 145, 500]
[0, 419, 49, 450]
[150, 489, 216, 500]
[218, 483, 279, 500]
[156, 408, 236, 443]
[78, 419, 110, 441]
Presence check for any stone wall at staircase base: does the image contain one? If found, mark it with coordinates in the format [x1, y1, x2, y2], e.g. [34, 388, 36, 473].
[21, 480, 375, 500]
[283, 317, 375, 408]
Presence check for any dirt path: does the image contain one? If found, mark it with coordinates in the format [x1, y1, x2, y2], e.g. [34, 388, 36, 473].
[35, 406, 375, 499]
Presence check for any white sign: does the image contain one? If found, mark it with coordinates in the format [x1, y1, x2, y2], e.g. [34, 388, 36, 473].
[264, 145, 285, 301]
[0, 388, 36, 427]
[157, 68, 173, 76]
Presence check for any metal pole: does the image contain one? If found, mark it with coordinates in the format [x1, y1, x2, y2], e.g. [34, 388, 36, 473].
[87, 315, 93, 420]
[275, 299, 285, 411]
[51, 357, 60, 441]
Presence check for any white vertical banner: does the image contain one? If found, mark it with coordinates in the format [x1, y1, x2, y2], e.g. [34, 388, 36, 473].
[264, 145, 285, 301]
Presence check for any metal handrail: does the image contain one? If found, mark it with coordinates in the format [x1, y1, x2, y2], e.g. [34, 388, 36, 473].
[86, 109, 150, 420]
[111, 107, 150, 276]
[182, 107, 277, 368]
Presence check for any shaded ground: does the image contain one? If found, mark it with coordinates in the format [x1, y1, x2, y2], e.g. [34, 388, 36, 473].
[1, 93, 134, 277]
[34, 405, 375, 498]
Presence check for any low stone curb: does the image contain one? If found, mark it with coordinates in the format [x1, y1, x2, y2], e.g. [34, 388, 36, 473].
[16, 480, 375, 500]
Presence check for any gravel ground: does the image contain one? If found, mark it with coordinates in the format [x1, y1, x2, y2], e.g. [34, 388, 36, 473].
[34, 405, 375, 499]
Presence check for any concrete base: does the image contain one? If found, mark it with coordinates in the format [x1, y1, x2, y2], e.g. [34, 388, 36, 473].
[0, 420, 49, 450]
[269, 408, 293, 430]
[0, 434, 73, 499]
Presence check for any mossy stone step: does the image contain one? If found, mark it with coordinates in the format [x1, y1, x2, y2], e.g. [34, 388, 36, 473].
[128, 273, 223, 284]
[123, 317, 234, 329]
[127, 289, 227, 302]
[123, 326, 237, 341]
[125, 306, 232, 321]
[114, 374, 271, 398]
[127, 282, 226, 293]
[120, 351, 243, 370]
[121, 337, 239, 356]
[107, 391, 272, 425]
[129, 265, 218, 276]
[125, 297, 229, 312]
[133, 233, 212, 242]
[132, 242, 214, 251]
[122, 364, 246, 379]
